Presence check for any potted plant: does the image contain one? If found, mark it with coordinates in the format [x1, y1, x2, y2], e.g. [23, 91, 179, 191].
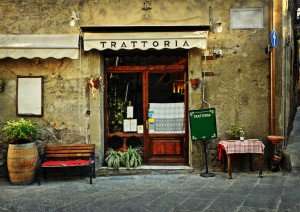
[2, 118, 39, 184]
[226, 125, 246, 141]
[105, 147, 142, 170]
[105, 149, 123, 169]
[121, 146, 142, 168]
[109, 98, 128, 132]
[190, 78, 200, 89]
[189, 70, 200, 89]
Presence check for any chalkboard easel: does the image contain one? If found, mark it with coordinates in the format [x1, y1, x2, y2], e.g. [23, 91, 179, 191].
[189, 108, 217, 177]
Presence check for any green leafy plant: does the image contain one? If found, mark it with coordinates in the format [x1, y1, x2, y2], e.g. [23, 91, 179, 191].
[105, 149, 123, 169]
[105, 147, 142, 169]
[226, 125, 246, 139]
[109, 98, 128, 132]
[121, 146, 142, 168]
[2, 119, 38, 144]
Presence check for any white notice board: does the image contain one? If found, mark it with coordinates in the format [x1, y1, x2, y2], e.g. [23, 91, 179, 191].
[17, 77, 43, 116]
[230, 8, 264, 29]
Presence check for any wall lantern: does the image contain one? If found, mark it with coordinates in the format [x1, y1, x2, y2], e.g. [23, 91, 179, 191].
[212, 21, 223, 33]
[0, 79, 5, 92]
[209, 6, 223, 33]
[70, 11, 80, 27]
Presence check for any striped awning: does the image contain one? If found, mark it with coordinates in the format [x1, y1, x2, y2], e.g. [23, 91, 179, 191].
[83, 31, 208, 51]
[0, 34, 79, 59]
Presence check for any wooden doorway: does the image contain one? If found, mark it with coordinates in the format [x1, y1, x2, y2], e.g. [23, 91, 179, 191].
[104, 50, 188, 164]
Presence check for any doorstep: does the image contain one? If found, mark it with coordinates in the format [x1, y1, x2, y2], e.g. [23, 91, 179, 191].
[96, 165, 194, 176]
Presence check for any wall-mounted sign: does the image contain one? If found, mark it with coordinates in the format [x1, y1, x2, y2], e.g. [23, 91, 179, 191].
[17, 76, 43, 116]
[270, 30, 279, 48]
[127, 106, 134, 118]
[189, 108, 217, 141]
[123, 119, 137, 132]
[230, 8, 264, 29]
[83, 31, 208, 51]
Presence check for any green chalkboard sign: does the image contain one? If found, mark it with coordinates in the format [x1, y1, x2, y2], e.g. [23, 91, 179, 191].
[189, 108, 217, 141]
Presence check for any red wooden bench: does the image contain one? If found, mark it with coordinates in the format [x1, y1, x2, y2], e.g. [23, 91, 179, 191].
[38, 144, 96, 184]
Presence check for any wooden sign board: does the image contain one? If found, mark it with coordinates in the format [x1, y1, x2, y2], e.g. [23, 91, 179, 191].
[189, 108, 217, 141]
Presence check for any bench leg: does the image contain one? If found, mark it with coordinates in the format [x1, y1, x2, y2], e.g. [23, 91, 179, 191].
[93, 163, 96, 178]
[37, 167, 41, 185]
[43, 168, 47, 181]
[89, 165, 93, 184]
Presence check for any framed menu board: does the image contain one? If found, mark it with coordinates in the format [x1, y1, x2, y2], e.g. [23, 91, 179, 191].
[189, 108, 217, 141]
[17, 76, 43, 116]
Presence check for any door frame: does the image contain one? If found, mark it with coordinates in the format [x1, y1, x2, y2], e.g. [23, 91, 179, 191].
[104, 63, 189, 164]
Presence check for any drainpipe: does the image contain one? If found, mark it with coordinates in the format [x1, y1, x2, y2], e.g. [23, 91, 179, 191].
[270, 0, 276, 135]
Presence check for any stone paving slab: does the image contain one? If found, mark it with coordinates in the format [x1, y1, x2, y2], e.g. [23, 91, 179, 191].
[0, 170, 300, 212]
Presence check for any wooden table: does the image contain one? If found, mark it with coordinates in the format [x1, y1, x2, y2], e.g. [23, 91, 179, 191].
[218, 139, 265, 179]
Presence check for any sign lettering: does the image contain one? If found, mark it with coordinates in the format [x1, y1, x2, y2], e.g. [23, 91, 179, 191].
[97, 39, 193, 50]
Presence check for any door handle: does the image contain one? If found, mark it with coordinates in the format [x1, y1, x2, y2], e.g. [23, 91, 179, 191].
[145, 119, 149, 130]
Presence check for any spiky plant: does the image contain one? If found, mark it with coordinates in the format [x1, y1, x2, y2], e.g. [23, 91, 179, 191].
[105, 149, 123, 169]
[121, 146, 142, 169]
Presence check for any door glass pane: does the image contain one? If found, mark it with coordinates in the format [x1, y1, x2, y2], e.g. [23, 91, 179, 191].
[107, 73, 143, 133]
[148, 72, 185, 134]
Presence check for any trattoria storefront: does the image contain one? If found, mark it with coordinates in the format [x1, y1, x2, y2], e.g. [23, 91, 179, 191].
[83, 26, 208, 165]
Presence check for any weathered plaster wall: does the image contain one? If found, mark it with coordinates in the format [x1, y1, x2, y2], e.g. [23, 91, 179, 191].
[278, 0, 298, 139]
[188, 0, 269, 168]
[0, 58, 87, 141]
[0, 0, 271, 169]
[0, 0, 209, 34]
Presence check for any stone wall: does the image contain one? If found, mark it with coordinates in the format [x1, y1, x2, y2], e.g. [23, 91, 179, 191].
[0, 58, 88, 142]
[0, 0, 272, 169]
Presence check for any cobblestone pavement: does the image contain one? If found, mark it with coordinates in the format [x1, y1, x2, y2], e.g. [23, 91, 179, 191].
[0, 170, 299, 212]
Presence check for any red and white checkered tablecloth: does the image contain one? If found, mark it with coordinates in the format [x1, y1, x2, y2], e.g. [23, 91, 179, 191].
[218, 139, 265, 160]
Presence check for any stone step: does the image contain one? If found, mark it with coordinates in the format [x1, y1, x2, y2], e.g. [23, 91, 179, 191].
[97, 165, 194, 176]
[288, 136, 300, 144]
[287, 142, 300, 168]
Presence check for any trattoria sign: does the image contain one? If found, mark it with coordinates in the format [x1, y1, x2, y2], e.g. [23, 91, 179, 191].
[83, 31, 208, 51]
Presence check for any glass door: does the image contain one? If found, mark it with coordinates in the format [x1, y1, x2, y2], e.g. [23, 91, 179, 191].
[105, 73, 144, 152]
[145, 71, 187, 164]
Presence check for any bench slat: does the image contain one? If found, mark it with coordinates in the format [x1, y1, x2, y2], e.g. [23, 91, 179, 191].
[46, 153, 93, 158]
[46, 150, 94, 154]
[45, 148, 95, 152]
[46, 144, 95, 147]
[46, 145, 95, 148]
[46, 146, 95, 150]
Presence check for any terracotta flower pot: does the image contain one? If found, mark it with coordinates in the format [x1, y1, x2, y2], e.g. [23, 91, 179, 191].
[267, 135, 284, 144]
[190, 78, 200, 89]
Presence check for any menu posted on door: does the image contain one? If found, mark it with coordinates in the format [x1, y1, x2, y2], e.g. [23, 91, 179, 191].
[189, 108, 217, 141]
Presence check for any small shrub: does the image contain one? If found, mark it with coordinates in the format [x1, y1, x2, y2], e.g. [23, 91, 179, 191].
[2, 119, 38, 144]
[226, 125, 246, 139]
